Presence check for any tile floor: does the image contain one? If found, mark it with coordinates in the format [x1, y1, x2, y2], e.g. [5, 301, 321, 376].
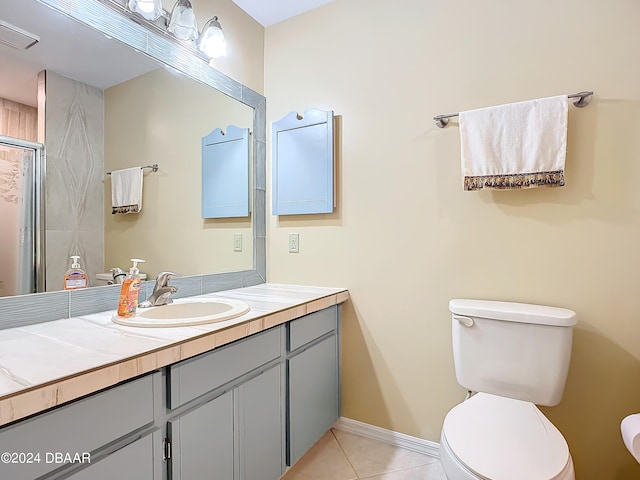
[280, 428, 447, 480]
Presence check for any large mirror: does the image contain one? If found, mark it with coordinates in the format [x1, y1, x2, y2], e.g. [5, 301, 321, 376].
[0, 0, 265, 297]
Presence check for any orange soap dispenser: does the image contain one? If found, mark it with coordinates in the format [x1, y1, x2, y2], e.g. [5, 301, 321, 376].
[63, 255, 88, 290]
[117, 258, 145, 318]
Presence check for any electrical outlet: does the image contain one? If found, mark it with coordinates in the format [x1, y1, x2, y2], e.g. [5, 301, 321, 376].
[233, 234, 242, 252]
[288, 233, 299, 253]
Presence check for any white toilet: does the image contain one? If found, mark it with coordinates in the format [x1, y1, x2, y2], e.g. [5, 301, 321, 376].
[440, 299, 577, 480]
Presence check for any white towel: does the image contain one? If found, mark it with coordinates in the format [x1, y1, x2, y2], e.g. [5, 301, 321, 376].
[111, 167, 143, 214]
[459, 95, 568, 191]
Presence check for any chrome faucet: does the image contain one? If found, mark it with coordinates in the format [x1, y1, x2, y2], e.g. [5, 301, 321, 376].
[139, 272, 178, 308]
[110, 267, 126, 285]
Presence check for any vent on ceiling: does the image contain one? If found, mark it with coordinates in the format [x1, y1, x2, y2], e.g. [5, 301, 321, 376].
[0, 20, 40, 50]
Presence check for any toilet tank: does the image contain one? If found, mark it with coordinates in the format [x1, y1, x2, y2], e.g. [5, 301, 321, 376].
[449, 299, 577, 406]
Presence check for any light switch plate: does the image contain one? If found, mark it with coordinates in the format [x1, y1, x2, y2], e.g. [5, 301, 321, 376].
[288, 233, 299, 253]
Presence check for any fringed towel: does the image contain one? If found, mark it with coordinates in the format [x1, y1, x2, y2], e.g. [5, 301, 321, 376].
[459, 95, 568, 191]
[111, 167, 143, 214]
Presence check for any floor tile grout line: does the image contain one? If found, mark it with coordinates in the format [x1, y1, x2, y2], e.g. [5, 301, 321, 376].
[357, 462, 443, 480]
[331, 427, 441, 476]
[330, 428, 361, 479]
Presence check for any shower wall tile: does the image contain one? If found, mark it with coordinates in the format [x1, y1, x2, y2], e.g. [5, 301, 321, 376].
[45, 229, 103, 292]
[45, 71, 104, 233]
[44, 71, 104, 293]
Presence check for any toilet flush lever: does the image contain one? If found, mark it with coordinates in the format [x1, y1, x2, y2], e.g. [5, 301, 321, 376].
[453, 314, 474, 327]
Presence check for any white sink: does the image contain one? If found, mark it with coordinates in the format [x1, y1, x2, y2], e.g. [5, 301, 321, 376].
[112, 298, 250, 327]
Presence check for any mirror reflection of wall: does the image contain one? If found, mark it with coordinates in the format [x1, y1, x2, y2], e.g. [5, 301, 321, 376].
[104, 67, 254, 278]
[43, 70, 105, 291]
[0, 0, 256, 293]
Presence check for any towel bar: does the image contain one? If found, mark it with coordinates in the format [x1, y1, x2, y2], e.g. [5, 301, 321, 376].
[106, 164, 158, 175]
[433, 91, 594, 128]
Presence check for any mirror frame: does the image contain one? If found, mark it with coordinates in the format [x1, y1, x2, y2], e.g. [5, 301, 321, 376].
[41, 0, 266, 285]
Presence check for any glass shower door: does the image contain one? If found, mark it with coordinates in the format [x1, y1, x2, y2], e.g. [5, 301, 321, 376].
[0, 135, 44, 297]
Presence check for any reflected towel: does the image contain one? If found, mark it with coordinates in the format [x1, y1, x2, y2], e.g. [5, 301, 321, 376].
[459, 95, 568, 191]
[111, 167, 143, 214]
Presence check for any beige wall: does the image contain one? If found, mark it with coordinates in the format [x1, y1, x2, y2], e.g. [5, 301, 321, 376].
[0, 98, 37, 141]
[104, 68, 254, 278]
[265, 0, 640, 478]
[161, 0, 264, 94]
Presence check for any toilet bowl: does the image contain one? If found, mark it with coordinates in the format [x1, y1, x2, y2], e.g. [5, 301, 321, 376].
[440, 393, 574, 480]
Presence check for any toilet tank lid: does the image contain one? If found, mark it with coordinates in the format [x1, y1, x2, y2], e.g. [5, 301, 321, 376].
[449, 299, 577, 327]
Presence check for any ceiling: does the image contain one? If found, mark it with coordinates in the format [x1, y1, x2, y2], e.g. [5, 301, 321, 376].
[0, 0, 161, 107]
[231, 0, 336, 27]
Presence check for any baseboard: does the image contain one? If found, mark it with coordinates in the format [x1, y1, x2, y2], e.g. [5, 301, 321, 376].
[332, 417, 440, 459]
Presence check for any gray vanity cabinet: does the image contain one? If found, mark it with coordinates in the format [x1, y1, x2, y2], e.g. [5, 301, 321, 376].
[168, 390, 235, 480]
[166, 327, 285, 480]
[0, 304, 341, 480]
[238, 364, 284, 480]
[287, 306, 340, 465]
[0, 372, 161, 480]
[65, 430, 162, 480]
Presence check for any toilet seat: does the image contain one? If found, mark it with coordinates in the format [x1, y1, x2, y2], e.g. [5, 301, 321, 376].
[441, 393, 574, 480]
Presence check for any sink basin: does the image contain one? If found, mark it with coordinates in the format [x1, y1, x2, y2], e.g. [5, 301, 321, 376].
[112, 298, 250, 327]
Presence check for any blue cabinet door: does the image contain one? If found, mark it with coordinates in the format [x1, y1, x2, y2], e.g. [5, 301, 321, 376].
[272, 108, 334, 215]
[66, 431, 160, 480]
[288, 335, 339, 465]
[169, 391, 234, 480]
[239, 365, 284, 480]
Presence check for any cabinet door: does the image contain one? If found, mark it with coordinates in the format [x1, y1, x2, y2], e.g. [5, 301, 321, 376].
[238, 365, 283, 480]
[0, 373, 155, 480]
[288, 335, 339, 465]
[66, 431, 159, 480]
[169, 391, 234, 480]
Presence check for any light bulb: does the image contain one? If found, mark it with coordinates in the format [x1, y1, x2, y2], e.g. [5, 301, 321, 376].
[168, 0, 198, 41]
[127, 0, 163, 21]
[199, 17, 227, 59]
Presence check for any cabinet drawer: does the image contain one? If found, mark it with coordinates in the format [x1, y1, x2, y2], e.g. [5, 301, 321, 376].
[0, 373, 155, 480]
[67, 431, 157, 480]
[169, 326, 282, 409]
[289, 306, 337, 352]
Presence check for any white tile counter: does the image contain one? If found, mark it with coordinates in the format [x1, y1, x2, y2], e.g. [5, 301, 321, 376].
[0, 284, 349, 427]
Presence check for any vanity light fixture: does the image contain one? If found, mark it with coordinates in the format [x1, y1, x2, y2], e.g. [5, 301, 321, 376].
[199, 16, 226, 59]
[167, 0, 198, 42]
[127, 0, 163, 21]
[118, 0, 226, 60]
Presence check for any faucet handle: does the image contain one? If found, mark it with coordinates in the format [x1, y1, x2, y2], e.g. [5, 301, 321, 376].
[154, 272, 179, 290]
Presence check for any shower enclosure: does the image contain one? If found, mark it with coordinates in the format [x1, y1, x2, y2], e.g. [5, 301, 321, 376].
[0, 135, 44, 296]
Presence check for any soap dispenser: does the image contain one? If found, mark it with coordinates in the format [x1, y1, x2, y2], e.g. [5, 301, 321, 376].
[117, 258, 145, 318]
[63, 255, 88, 290]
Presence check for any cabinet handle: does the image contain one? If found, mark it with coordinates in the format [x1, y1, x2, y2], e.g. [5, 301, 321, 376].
[163, 438, 172, 461]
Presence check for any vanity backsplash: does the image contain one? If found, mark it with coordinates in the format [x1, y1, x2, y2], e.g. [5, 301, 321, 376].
[0, 271, 263, 330]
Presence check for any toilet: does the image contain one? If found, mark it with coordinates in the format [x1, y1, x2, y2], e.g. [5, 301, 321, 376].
[440, 299, 577, 480]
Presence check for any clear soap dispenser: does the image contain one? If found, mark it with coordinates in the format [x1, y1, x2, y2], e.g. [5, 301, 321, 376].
[117, 258, 145, 317]
[63, 255, 88, 290]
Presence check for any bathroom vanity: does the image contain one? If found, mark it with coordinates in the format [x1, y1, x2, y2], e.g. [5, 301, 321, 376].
[0, 284, 348, 480]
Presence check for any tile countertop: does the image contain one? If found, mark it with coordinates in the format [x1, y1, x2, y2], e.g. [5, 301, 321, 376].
[0, 284, 349, 428]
